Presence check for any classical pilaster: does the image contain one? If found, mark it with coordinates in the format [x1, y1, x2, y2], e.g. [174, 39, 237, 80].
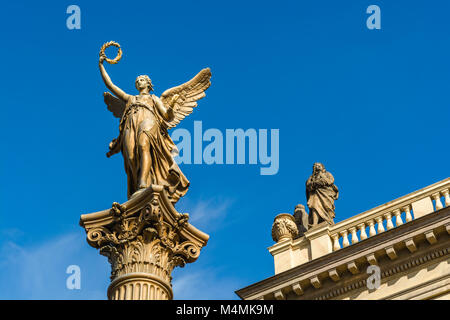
[79, 185, 209, 300]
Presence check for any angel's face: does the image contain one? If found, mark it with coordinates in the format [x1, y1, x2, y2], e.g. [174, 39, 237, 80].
[135, 75, 152, 93]
[136, 77, 148, 90]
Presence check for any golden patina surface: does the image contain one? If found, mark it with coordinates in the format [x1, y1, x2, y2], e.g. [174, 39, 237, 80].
[99, 41, 211, 201]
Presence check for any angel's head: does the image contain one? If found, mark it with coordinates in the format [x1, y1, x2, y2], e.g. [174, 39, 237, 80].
[135, 75, 153, 93]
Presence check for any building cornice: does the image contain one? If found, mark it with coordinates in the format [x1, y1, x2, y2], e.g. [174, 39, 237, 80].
[236, 206, 450, 300]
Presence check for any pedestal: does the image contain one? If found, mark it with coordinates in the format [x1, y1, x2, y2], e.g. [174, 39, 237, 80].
[79, 185, 209, 300]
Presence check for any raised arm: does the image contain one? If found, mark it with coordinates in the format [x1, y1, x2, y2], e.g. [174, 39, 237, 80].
[99, 56, 130, 102]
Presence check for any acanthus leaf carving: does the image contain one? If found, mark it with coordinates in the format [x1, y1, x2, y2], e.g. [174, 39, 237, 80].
[271, 213, 299, 243]
[84, 189, 205, 284]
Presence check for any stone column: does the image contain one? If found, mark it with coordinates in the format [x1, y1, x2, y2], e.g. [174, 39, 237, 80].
[79, 185, 209, 300]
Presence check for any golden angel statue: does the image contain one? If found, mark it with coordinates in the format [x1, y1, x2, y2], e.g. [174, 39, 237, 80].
[98, 42, 211, 202]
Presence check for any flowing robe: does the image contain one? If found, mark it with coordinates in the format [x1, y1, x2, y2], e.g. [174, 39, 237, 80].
[306, 171, 339, 225]
[118, 94, 189, 200]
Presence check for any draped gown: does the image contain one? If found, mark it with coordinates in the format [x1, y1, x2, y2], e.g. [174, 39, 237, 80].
[306, 171, 339, 225]
[119, 94, 189, 201]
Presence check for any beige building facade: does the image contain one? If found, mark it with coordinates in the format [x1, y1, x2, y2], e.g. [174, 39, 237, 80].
[236, 178, 450, 300]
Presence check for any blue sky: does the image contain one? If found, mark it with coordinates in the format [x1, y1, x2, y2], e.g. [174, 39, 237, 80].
[0, 1, 449, 299]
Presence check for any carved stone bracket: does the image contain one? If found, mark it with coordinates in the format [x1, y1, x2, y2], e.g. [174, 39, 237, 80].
[80, 185, 209, 300]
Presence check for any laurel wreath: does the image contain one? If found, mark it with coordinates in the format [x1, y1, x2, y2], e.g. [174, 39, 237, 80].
[100, 41, 122, 64]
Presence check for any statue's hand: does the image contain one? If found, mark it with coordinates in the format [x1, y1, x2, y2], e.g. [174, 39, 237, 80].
[170, 94, 180, 108]
[109, 138, 118, 150]
[106, 138, 119, 158]
[99, 51, 106, 64]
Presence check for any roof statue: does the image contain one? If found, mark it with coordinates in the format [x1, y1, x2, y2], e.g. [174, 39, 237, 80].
[306, 162, 339, 227]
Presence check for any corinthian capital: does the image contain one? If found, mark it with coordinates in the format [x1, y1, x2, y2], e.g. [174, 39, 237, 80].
[79, 185, 209, 300]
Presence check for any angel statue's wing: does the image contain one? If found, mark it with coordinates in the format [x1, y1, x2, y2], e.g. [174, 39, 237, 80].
[160, 68, 211, 129]
[104, 92, 126, 118]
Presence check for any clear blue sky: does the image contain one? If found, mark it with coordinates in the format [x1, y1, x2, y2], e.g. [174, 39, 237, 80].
[0, 1, 449, 299]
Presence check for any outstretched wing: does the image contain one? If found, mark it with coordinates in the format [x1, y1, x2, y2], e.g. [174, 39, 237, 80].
[160, 68, 211, 129]
[104, 92, 126, 118]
